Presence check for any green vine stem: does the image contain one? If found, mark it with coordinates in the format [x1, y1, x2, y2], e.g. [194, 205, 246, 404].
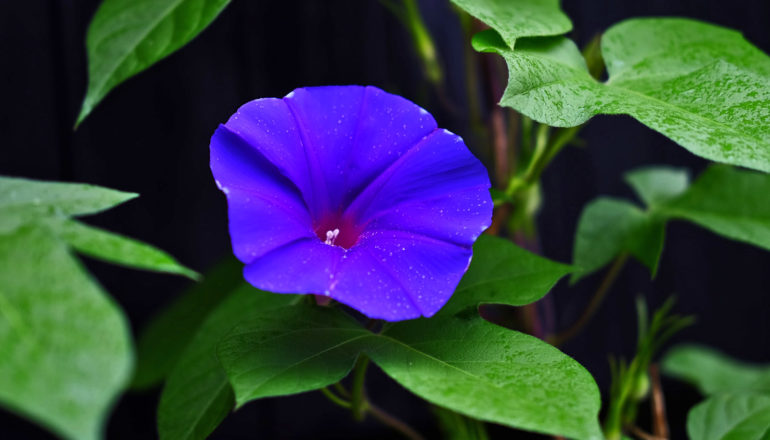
[602, 298, 693, 438]
[320, 387, 351, 409]
[505, 123, 584, 201]
[350, 355, 370, 421]
[367, 401, 427, 440]
[548, 253, 629, 347]
[401, 0, 443, 87]
[334, 381, 351, 398]
[521, 123, 551, 187]
[320, 380, 425, 440]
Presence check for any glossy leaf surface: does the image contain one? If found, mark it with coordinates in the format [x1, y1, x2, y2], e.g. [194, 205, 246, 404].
[476, 19, 770, 172]
[214, 305, 602, 438]
[659, 166, 770, 251]
[369, 317, 603, 440]
[451, 0, 571, 48]
[218, 305, 370, 408]
[442, 235, 572, 315]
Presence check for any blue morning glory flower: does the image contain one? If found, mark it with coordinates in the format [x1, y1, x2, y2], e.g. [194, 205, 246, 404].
[210, 86, 492, 321]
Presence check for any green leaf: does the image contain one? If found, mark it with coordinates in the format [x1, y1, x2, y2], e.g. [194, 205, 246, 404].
[58, 219, 199, 280]
[77, 0, 231, 126]
[484, 18, 770, 172]
[480, 32, 595, 127]
[442, 235, 572, 315]
[471, 28, 508, 53]
[0, 176, 197, 439]
[133, 257, 241, 390]
[158, 286, 298, 440]
[217, 305, 371, 408]
[662, 345, 770, 395]
[0, 176, 196, 278]
[688, 393, 770, 440]
[602, 18, 770, 79]
[368, 317, 603, 439]
[214, 302, 602, 439]
[572, 198, 664, 282]
[573, 165, 770, 281]
[624, 166, 690, 207]
[659, 166, 770, 252]
[0, 176, 136, 233]
[451, 0, 572, 49]
[0, 225, 132, 440]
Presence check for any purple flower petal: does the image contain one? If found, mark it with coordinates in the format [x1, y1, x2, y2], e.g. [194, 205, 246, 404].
[324, 246, 421, 320]
[210, 127, 314, 262]
[330, 230, 473, 320]
[345, 128, 492, 246]
[211, 86, 492, 321]
[221, 98, 324, 216]
[364, 186, 492, 248]
[243, 238, 344, 295]
[283, 86, 438, 214]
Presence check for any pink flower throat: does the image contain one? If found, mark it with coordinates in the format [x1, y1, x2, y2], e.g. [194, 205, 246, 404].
[314, 214, 361, 249]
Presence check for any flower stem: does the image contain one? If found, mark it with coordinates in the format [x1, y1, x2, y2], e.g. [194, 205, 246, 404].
[346, 354, 425, 439]
[507, 123, 583, 199]
[548, 254, 629, 346]
[350, 355, 370, 421]
[628, 425, 666, 440]
[649, 364, 669, 439]
[367, 401, 426, 440]
[334, 381, 351, 398]
[320, 386, 351, 409]
[401, 0, 443, 87]
[522, 123, 550, 185]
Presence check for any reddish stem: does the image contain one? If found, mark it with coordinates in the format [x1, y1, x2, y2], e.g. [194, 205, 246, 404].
[650, 364, 669, 439]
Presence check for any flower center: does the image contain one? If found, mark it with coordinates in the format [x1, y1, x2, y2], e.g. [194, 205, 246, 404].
[324, 228, 340, 245]
[315, 215, 361, 249]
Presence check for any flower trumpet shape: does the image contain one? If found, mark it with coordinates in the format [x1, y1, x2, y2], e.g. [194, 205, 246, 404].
[210, 86, 492, 321]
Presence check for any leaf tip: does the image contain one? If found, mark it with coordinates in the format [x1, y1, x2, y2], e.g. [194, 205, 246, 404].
[113, 191, 140, 208]
[74, 101, 92, 130]
[184, 268, 203, 282]
[568, 270, 585, 286]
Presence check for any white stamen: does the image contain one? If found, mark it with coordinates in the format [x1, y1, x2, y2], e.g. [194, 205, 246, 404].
[324, 228, 340, 245]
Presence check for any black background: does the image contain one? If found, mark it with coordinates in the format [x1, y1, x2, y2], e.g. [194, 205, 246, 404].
[1, 0, 769, 438]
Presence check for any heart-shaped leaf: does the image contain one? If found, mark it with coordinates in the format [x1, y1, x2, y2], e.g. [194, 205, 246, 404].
[368, 317, 603, 440]
[476, 19, 770, 172]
